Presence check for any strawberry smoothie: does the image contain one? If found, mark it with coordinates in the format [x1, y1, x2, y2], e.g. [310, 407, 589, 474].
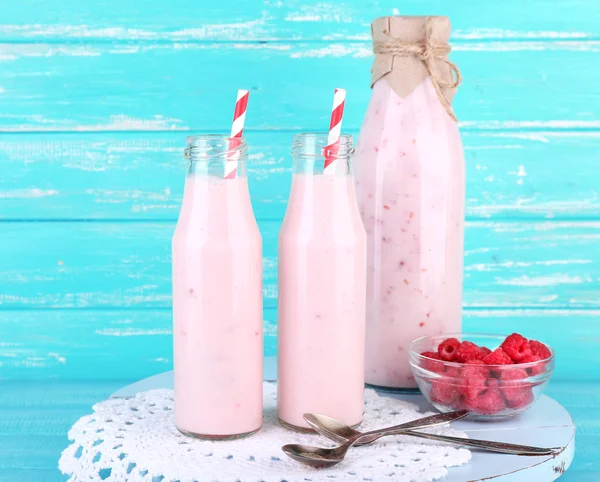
[277, 134, 367, 430]
[355, 77, 465, 390]
[172, 136, 263, 438]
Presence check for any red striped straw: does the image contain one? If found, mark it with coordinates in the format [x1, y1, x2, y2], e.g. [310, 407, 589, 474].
[323, 88, 346, 174]
[224, 89, 250, 179]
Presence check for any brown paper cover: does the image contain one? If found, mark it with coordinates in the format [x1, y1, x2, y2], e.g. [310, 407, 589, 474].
[371, 16, 457, 102]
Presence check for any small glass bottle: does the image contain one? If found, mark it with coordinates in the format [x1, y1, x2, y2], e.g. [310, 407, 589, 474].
[277, 133, 367, 431]
[172, 135, 263, 439]
[355, 16, 466, 390]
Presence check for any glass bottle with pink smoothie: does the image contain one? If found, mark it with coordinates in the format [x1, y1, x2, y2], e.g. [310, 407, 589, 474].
[172, 135, 263, 439]
[277, 133, 367, 430]
[355, 16, 466, 390]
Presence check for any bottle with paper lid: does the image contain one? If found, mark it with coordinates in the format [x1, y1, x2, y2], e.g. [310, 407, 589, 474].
[354, 15, 466, 390]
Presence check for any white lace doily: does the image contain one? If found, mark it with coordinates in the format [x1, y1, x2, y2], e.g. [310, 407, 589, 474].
[59, 383, 471, 482]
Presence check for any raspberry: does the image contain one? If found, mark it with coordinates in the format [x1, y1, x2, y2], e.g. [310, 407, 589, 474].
[466, 389, 506, 415]
[458, 368, 487, 400]
[429, 366, 461, 405]
[501, 333, 533, 362]
[430, 379, 460, 405]
[487, 378, 500, 388]
[506, 387, 534, 409]
[455, 341, 485, 363]
[463, 359, 489, 377]
[521, 355, 545, 376]
[500, 368, 531, 403]
[449, 397, 468, 410]
[529, 340, 552, 360]
[438, 338, 461, 361]
[480, 346, 492, 357]
[420, 351, 444, 372]
[483, 347, 513, 365]
[500, 367, 528, 380]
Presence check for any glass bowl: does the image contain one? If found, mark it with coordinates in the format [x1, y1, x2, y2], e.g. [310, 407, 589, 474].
[409, 333, 555, 421]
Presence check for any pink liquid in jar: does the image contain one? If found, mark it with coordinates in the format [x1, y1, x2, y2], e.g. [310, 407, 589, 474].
[355, 76, 465, 390]
[277, 134, 367, 430]
[172, 136, 263, 438]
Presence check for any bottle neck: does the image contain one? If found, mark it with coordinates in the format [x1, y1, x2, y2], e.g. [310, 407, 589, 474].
[185, 135, 248, 179]
[291, 133, 354, 176]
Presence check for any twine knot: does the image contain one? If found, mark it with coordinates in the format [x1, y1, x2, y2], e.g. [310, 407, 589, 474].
[373, 16, 462, 121]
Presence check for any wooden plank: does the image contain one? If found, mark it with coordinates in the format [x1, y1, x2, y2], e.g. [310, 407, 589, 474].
[1, 0, 599, 41]
[2, 131, 600, 221]
[0, 380, 117, 475]
[0, 309, 278, 380]
[546, 383, 600, 481]
[0, 408, 97, 436]
[0, 380, 121, 406]
[1, 308, 599, 381]
[1, 43, 599, 132]
[0, 221, 599, 310]
[0, 469, 65, 482]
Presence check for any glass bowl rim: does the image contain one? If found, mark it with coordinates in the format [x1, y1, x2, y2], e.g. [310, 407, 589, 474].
[408, 332, 556, 369]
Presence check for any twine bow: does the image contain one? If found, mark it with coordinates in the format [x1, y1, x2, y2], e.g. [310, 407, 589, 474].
[373, 16, 462, 121]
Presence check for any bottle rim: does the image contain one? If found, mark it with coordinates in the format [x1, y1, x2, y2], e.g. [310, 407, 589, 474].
[292, 132, 354, 158]
[184, 135, 247, 161]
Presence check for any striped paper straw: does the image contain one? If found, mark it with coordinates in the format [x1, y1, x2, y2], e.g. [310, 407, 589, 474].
[224, 89, 250, 179]
[323, 88, 346, 174]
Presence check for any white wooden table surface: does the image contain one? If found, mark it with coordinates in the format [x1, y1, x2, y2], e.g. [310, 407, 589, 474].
[111, 357, 575, 481]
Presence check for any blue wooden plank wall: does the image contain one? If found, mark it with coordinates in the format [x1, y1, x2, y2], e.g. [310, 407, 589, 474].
[1, 1, 599, 480]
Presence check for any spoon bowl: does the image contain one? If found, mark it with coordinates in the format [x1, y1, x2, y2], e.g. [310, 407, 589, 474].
[303, 413, 373, 445]
[281, 443, 345, 468]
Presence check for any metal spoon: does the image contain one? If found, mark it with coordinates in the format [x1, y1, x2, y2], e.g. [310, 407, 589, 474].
[306, 413, 559, 459]
[282, 410, 468, 468]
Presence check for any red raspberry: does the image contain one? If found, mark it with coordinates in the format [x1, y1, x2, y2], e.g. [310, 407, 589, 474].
[506, 387, 534, 409]
[520, 355, 545, 375]
[463, 359, 489, 376]
[487, 378, 500, 388]
[455, 341, 485, 363]
[466, 389, 506, 415]
[429, 366, 461, 405]
[529, 340, 552, 360]
[430, 379, 460, 405]
[483, 347, 513, 365]
[501, 333, 533, 362]
[500, 367, 528, 379]
[450, 397, 468, 410]
[458, 367, 488, 400]
[500, 368, 531, 403]
[438, 338, 461, 361]
[420, 351, 445, 372]
[480, 347, 492, 357]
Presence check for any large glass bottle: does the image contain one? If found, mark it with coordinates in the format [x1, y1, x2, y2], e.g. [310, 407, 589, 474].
[172, 135, 263, 438]
[277, 133, 366, 430]
[355, 16, 466, 390]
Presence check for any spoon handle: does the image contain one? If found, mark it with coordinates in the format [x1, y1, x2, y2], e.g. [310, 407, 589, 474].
[354, 410, 469, 446]
[369, 430, 557, 456]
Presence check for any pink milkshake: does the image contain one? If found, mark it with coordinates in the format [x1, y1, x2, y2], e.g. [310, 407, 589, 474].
[172, 135, 263, 438]
[278, 133, 367, 430]
[355, 16, 465, 390]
